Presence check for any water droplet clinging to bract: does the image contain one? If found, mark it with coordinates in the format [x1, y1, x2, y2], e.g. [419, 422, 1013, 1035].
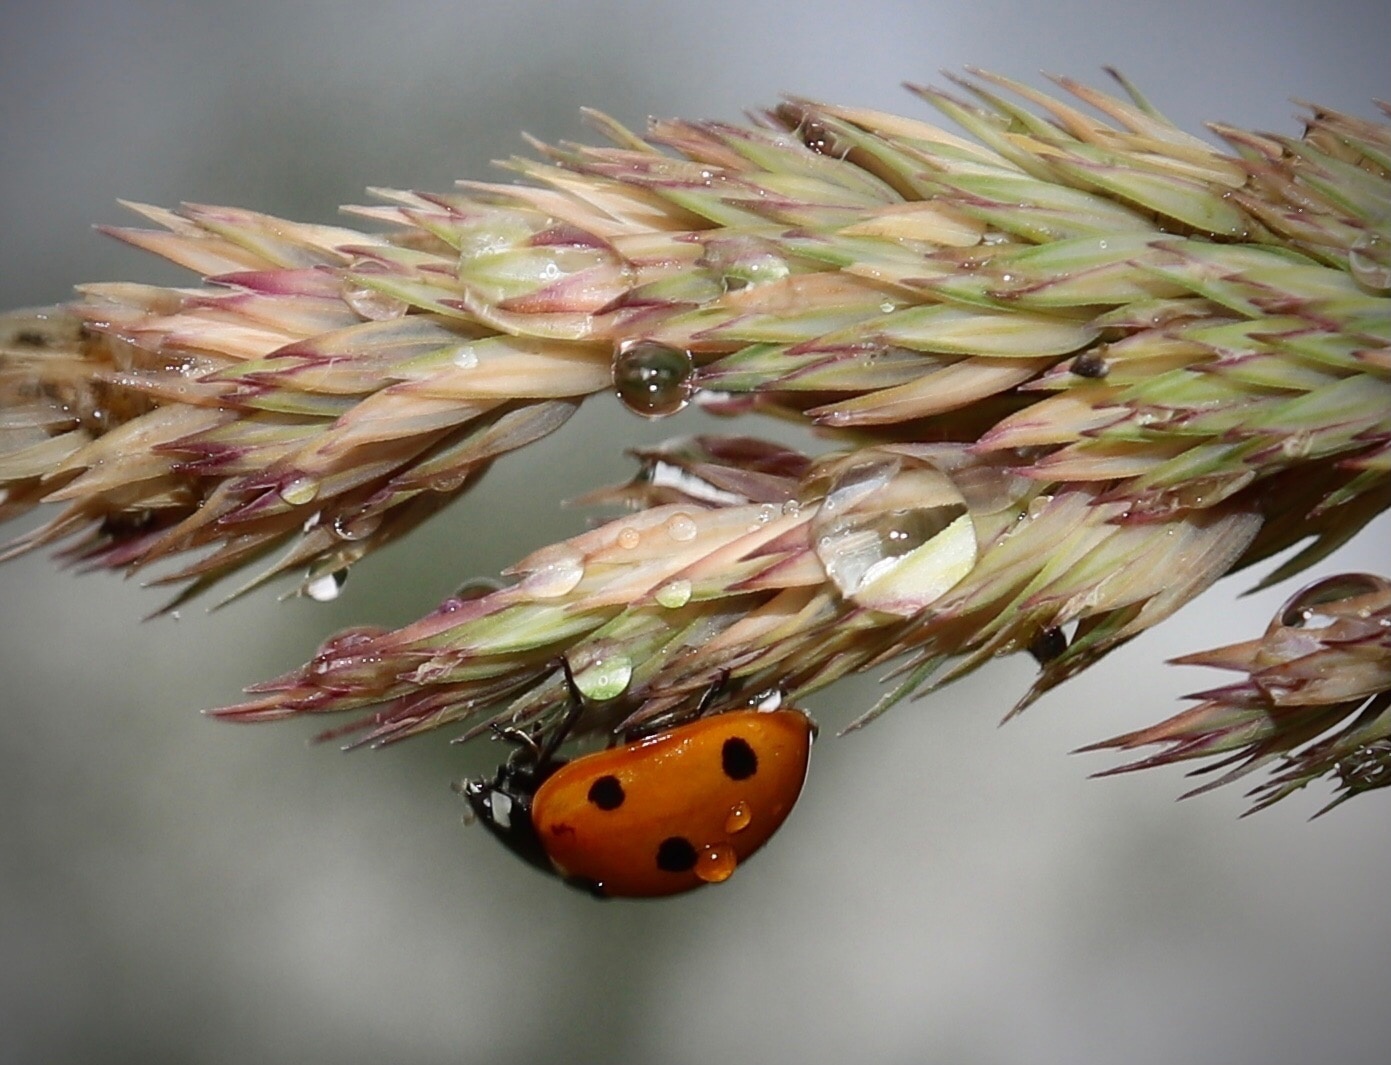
[304, 569, 348, 602]
[810, 453, 977, 616]
[1349, 227, 1391, 292]
[520, 550, 585, 598]
[613, 339, 694, 418]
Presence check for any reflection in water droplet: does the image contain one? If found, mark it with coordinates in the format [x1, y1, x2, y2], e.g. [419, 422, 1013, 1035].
[453, 348, 479, 370]
[665, 512, 698, 542]
[331, 509, 382, 542]
[521, 551, 585, 598]
[617, 526, 641, 550]
[724, 801, 752, 834]
[695, 842, 738, 883]
[1277, 573, 1387, 630]
[655, 579, 692, 608]
[280, 477, 320, 506]
[811, 454, 977, 615]
[305, 569, 348, 602]
[573, 655, 634, 702]
[342, 280, 409, 321]
[613, 340, 694, 418]
[1349, 228, 1391, 292]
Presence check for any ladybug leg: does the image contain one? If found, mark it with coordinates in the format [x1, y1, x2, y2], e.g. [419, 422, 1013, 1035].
[694, 669, 732, 717]
[531, 656, 587, 766]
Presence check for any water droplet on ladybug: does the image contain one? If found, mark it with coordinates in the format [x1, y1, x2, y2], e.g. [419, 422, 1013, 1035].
[695, 842, 738, 883]
[724, 801, 752, 834]
[613, 339, 694, 418]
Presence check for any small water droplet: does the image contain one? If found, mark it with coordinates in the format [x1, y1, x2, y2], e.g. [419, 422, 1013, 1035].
[331, 509, 382, 541]
[453, 348, 479, 370]
[1280, 432, 1313, 459]
[617, 526, 641, 550]
[879, 301, 896, 314]
[572, 655, 633, 702]
[342, 280, 408, 321]
[1349, 228, 1391, 292]
[305, 569, 348, 602]
[521, 551, 585, 598]
[655, 579, 692, 608]
[280, 477, 320, 506]
[781, 499, 802, 517]
[724, 801, 752, 834]
[613, 339, 694, 418]
[665, 512, 698, 542]
[695, 842, 738, 884]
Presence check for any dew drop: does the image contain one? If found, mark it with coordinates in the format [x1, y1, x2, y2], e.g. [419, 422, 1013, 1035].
[342, 280, 408, 321]
[811, 455, 977, 615]
[665, 512, 698, 542]
[613, 339, 694, 418]
[453, 348, 479, 371]
[331, 509, 382, 542]
[1277, 573, 1386, 630]
[724, 801, 752, 834]
[280, 477, 320, 506]
[655, 578, 692, 609]
[617, 526, 641, 550]
[1349, 228, 1391, 292]
[520, 551, 585, 598]
[694, 842, 738, 884]
[572, 655, 633, 702]
[305, 569, 348, 602]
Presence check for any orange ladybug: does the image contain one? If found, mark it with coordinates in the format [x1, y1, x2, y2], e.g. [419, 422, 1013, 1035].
[460, 687, 814, 898]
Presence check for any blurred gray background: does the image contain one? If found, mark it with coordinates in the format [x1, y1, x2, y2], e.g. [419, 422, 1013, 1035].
[2, 2, 1388, 1063]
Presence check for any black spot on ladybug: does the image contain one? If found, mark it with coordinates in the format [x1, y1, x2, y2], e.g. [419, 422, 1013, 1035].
[587, 775, 625, 811]
[656, 836, 698, 873]
[721, 736, 758, 781]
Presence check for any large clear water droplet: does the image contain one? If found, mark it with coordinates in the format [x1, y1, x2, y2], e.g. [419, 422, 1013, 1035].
[572, 655, 634, 702]
[341, 266, 409, 320]
[613, 339, 694, 418]
[1349, 227, 1391, 292]
[811, 454, 976, 615]
[655, 579, 693, 608]
[519, 550, 585, 598]
[279, 476, 320, 506]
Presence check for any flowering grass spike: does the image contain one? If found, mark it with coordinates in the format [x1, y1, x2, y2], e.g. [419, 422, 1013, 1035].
[1, 70, 1387, 811]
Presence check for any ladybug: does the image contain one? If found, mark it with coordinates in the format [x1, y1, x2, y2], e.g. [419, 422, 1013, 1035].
[458, 677, 815, 899]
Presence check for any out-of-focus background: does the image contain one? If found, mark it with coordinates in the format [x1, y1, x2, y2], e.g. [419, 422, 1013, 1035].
[2, 3, 1388, 1062]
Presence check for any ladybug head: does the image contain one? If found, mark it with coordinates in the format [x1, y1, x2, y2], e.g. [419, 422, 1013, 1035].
[459, 752, 560, 877]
